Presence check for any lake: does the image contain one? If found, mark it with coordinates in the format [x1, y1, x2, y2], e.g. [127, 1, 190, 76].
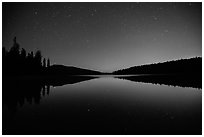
[3, 75, 202, 135]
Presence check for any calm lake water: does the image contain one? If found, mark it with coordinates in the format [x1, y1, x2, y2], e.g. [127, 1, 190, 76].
[3, 76, 202, 135]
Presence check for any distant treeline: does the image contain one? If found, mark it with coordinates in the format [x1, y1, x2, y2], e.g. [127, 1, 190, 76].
[3, 37, 50, 75]
[113, 57, 202, 75]
[46, 65, 102, 75]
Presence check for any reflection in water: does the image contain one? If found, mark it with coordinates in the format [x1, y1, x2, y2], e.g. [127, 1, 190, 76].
[3, 80, 46, 112]
[46, 75, 97, 87]
[3, 76, 202, 135]
[116, 74, 202, 89]
[3, 76, 96, 112]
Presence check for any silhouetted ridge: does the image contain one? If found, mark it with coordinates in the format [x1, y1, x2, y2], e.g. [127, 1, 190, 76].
[113, 57, 202, 89]
[46, 64, 102, 75]
[113, 57, 202, 75]
[3, 37, 102, 76]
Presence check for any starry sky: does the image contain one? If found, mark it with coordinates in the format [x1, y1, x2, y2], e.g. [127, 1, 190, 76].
[3, 2, 202, 72]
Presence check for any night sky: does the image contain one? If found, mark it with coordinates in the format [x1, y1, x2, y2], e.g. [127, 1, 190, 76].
[3, 2, 202, 72]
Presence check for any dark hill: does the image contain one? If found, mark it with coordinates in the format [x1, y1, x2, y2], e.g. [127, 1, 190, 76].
[113, 57, 202, 75]
[46, 64, 102, 75]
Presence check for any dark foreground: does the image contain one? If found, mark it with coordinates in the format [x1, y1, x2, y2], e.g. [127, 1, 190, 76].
[3, 75, 202, 135]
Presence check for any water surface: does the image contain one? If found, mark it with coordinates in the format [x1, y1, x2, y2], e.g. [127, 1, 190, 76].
[3, 76, 202, 135]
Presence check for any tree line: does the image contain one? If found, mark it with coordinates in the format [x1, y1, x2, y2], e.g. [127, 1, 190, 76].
[113, 57, 202, 75]
[3, 37, 50, 75]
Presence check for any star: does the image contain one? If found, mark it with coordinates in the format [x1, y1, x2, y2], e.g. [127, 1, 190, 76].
[91, 13, 94, 16]
[152, 16, 158, 21]
[33, 8, 38, 15]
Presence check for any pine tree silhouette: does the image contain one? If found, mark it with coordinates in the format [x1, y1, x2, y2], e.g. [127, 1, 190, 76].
[3, 37, 48, 75]
[47, 58, 50, 67]
[43, 58, 46, 68]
